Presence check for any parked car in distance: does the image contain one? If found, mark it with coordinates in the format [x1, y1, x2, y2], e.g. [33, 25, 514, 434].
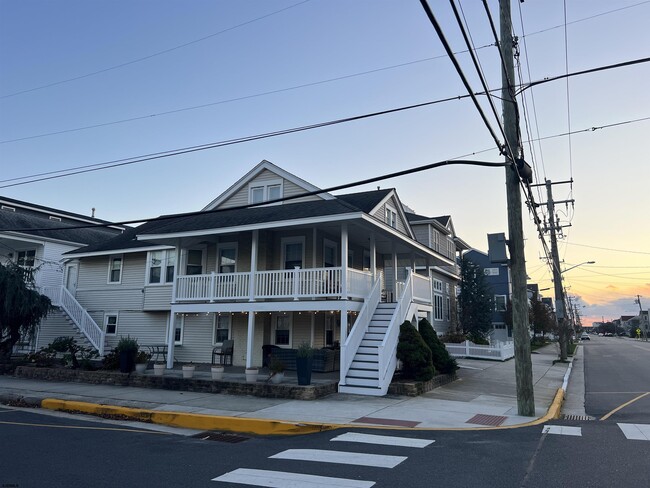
[581, 333, 590, 341]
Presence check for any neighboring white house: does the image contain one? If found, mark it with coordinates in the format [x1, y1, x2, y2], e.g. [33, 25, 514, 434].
[0, 196, 123, 352]
[8, 161, 466, 396]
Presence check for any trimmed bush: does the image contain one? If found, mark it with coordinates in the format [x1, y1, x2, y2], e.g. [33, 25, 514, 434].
[419, 318, 458, 375]
[397, 321, 435, 382]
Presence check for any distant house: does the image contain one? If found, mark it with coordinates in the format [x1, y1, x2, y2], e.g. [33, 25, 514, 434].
[34, 160, 460, 396]
[406, 212, 469, 335]
[0, 196, 123, 352]
[464, 247, 512, 343]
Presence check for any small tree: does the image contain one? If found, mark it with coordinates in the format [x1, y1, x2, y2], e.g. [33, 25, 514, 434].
[396, 321, 434, 381]
[458, 257, 494, 341]
[0, 263, 52, 361]
[418, 318, 457, 374]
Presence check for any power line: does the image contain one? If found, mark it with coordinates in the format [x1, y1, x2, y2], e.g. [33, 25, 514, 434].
[559, 241, 650, 255]
[2, 158, 508, 233]
[0, 0, 312, 100]
[0, 47, 493, 146]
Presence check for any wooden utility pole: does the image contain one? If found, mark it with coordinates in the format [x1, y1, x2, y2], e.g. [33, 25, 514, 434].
[500, 0, 535, 416]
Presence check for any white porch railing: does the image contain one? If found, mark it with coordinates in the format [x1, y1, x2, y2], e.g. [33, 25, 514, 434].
[377, 269, 414, 393]
[175, 267, 373, 302]
[41, 285, 105, 356]
[411, 272, 432, 304]
[444, 340, 514, 361]
[340, 277, 382, 385]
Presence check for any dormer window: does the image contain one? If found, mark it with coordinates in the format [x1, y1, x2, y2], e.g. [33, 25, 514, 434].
[385, 204, 397, 229]
[248, 180, 282, 204]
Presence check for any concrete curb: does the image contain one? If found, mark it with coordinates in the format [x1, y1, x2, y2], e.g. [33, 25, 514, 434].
[40, 399, 338, 436]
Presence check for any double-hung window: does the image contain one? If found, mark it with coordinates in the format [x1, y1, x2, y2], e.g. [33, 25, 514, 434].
[108, 255, 123, 283]
[104, 314, 118, 335]
[273, 314, 291, 346]
[185, 249, 204, 275]
[213, 314, 231, 344]
[385, 204, 397, 229]
[433, 279, 443, 321]
[147, 249, 176, 284]
[495, 295, 507, 312]
[282, 237, 304, 269]
[217, 244, 237, 274]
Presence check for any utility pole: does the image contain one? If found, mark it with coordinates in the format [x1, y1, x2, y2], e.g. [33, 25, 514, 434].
[635, 295, 648, 341]
[500, 0, 535, 416]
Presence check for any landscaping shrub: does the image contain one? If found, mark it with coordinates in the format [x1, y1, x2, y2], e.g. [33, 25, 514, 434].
[43, 336, 98, 370]
[397, 321, 435, 382]
[419, 318, 458, 375]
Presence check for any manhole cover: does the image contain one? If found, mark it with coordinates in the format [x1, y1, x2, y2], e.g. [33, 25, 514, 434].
[192, 431, 250, 443]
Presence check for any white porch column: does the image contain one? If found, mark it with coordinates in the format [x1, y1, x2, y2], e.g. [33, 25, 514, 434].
[310, 312, 315, 345]
[171, 239, 181, 304]
[392, 243, 398, 301]
[166, 313, 176, 369]
[341, 223, 348, 298]
[340, 305, 349, 344]
[249, 230, 258, 302]
[370, 234, 377, 281]
[246, 312, 255, 369]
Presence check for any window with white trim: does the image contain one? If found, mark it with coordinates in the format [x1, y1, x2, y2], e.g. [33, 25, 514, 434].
[213, 314, 231, 344]
[17, 250, 36, 269]
[323, 239, 337, 268]
[445, 282, 450, 294]
[434, 294, 444, 321]
[249, 180, 283, 204]
[108, 255, 122, 283]
[173, 315, 184, 345]
[446, 297, 451, 321]
[433, 279, 443, 292]
[217, 243, 237, 273]
[104, 313, 118, 335]
[147, 249, 175, 284]
[324, 314, 338, 346]
[385, 204, 397, 229]
[495, 295, 507, 312]
[282, 237, 304, 270]
[272, 314, 292, 346]
[185, 249, 204, 275]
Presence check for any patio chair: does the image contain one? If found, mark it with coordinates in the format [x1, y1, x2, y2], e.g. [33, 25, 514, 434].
[212, 340, 234, 366]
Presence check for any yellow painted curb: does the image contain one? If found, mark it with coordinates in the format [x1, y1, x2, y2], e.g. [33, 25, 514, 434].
[40, 399, 338, 436]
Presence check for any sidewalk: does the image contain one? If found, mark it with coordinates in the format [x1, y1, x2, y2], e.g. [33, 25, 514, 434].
[0, 344, 578, 433]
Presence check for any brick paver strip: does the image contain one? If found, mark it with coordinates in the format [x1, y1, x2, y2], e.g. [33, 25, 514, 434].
[352, 416, 420, 428]
[466, 414, 507, 426]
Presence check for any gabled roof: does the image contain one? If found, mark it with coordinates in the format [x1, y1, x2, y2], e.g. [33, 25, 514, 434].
[0, 195, 118, 227]
[202, 160, 334, 210]
[405, 212, 452, 235]
[0, 209, 120, 246]
[336, 189, 392, 213]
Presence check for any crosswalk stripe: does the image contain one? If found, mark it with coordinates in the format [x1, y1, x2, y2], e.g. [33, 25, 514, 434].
[618, 423, 650, 441]
[331, 432, 434, 448]
[212, 468, 375, 487]
[270, 449, 407, 468]
[542, 425, 582, 436]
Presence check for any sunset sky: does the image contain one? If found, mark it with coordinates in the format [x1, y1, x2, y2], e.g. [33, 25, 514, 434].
[1, 1, 649, 325]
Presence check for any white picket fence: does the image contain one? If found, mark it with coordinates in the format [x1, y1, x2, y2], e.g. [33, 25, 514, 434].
[444, 340, 514, 361]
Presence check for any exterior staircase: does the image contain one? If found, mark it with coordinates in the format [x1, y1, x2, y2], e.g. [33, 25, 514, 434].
[338, 303, 396, 395]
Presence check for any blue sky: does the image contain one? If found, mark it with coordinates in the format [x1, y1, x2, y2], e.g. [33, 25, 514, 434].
[1, 0, 649, 324]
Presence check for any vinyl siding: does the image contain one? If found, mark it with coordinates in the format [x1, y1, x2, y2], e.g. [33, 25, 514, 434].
[40, 242, 76, 288]
[102, 311, 169, 352]
[35, 310, 80, 350]
[218, 169, 321, 209]
[411, 224, 430, 248]
[372, 196, 408, 235]
[143, 285, 172, 310]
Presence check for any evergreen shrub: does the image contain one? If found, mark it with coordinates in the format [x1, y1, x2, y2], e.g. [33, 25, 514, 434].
[419, 318, 458, 375]
[396, 321, 435, 382]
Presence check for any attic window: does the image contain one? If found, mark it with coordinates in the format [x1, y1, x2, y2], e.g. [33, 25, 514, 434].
[385, 204, 397, 229]
[1, 205, 15, 212]
[49, 216, 61, 221]
[248, 180, 282, 205]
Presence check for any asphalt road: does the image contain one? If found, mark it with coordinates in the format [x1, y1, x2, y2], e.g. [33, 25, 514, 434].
[583, 335, 650, 422]
[1, 404, 648, 488]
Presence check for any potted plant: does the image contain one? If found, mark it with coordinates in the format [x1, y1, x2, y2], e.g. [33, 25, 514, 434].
[211, 364, 225, 380]
[268, 357, 285, 384]
[245, 367, 259, 383]
[115, 336, 139, 373]
[153, 362, 166, 376]
[295, 342, 314, 385]
[134, 350, 151, 373]
[182, 362, 195, 379]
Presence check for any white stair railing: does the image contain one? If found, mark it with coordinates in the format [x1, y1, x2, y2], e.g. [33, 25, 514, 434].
[43, 285, 105, 355]
[377, 269, 414, 392]
[340, 277, 382, 385]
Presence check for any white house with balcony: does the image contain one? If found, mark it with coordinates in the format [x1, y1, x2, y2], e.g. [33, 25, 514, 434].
[34, 161, 457, 395]
[0, 196, 123, 354]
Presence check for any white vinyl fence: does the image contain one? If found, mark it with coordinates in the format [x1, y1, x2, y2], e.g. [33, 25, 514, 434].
[444, 340, 514, 361]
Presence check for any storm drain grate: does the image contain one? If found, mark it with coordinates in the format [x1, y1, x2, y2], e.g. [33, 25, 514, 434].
[192, 431, 250, 443]
[466, 414, 507, 426]
[561, 414, 595, 421]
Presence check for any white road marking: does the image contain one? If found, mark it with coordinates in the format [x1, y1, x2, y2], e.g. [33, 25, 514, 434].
[270, 449, 406, 468]
[213, 468, 375, 487]
[542, 425, 582, 436]
[331, 432, 434, 448]
[618, 423, 650, 441]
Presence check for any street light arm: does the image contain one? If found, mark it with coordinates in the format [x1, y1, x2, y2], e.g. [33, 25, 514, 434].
[562, 261, 596, 274]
